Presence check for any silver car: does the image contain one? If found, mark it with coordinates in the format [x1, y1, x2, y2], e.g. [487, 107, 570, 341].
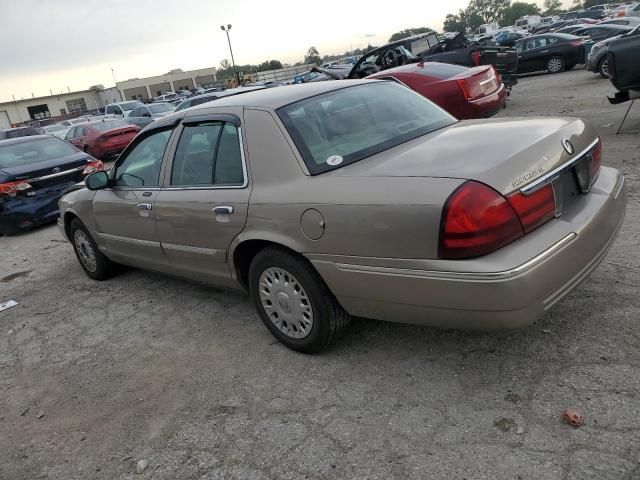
[58, 81, 626, 352]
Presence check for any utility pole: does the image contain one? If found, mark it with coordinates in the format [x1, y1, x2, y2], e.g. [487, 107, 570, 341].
[220, 24, 240, 86]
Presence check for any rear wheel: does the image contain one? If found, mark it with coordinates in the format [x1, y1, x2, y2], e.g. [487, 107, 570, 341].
[69, 219, 116, 280]
[546, 56, 565, 73]
[598, 58, 610, 79]
[248, 246, 350, 353]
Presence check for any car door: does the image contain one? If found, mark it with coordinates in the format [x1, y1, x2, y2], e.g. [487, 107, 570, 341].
[516, 39, 538, 72]
[71, 126, 90, 151]
[127, 107, 146, 128]
[65, 127, 78, 145]
[154, 112, 249, 286]
[91, 125, 175, 271]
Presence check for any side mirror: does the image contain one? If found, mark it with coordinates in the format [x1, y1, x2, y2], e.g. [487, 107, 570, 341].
[85, 171, 110, 190]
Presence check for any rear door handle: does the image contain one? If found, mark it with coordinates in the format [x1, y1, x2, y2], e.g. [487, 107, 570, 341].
[213, 205, 234, 215]
[137, 203, 152, 211]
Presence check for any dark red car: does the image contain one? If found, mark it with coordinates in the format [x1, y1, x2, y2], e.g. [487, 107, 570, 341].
[65, 119, 140, 160]
[367, 62, 507, 119]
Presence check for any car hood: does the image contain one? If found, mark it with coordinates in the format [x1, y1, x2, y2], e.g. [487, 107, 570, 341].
[332, 117, 596, 195]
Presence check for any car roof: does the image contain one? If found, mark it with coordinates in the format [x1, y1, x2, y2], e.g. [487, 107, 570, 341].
[0, 134, 52, 146]
[186, 80, 374, 111]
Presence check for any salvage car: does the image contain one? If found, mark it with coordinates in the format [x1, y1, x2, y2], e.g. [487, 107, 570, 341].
[0, 126, 41, 140]
[58, 82, 626, 352]
[587, 25, 639, 78]
[0, 136, 103, 234]
[65, 119, 140, 160]
[607, 24, 640, 103]
[174, 86, 267, 112]
[126, 103, 175, 128]
[515, 33, 586, 73]
[366, 62, 506, 119]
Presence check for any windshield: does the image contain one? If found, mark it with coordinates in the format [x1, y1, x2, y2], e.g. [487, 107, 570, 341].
[277, 82, 456, 175]
[91, 119, 129, 131]
[120, 101, 143, 111]
[149, 103, 174, 114]
[0, 137, 78, 168]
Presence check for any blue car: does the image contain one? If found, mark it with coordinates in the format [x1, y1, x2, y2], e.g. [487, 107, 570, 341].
[0, 135, 103, 235]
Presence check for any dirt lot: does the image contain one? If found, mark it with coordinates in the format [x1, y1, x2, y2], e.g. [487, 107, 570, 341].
[1, 69, 639, 480]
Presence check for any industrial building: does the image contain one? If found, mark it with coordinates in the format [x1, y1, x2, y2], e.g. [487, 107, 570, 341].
[115, 67, 218, 101]
[0, 86, 120, 129]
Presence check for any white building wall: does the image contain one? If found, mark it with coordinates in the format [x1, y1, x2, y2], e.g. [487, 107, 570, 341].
[116, 67, 218, 99]
[0, 91, 103, 126]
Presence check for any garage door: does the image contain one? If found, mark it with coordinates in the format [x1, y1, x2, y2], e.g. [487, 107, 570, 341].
[0, 110, 10, 129]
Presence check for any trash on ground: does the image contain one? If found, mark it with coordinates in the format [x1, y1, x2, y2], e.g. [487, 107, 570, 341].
[563, 408, 584, 427]
[0, 300, 18, 312]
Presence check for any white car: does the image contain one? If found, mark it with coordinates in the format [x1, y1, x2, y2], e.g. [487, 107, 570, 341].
[38, 124, 71, 139]
[104, 101, 144, 120]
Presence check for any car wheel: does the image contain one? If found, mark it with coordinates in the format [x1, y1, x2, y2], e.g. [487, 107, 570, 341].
[546, 56, 565, 73]
[248, 246, 350, 353]
[69, 219, 116, 280]
[598, 58, 610, 79]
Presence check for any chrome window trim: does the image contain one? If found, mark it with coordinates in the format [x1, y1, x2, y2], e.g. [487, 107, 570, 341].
[520, 137, 600, 194]
[27, 165, 85, 182]
[334, 233, 577, 282]
[163, 124, 248, 191]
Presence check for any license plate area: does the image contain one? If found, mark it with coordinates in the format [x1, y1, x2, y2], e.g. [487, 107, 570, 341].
[573, 155, 593, 193]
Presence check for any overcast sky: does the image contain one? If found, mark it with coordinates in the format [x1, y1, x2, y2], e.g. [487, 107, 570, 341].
[1, 0, 555, 102]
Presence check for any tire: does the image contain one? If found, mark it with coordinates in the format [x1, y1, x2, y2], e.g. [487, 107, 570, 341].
[598, 58, 610, 79]
[546, 56, 565, 73]
[69, 219, 116, 280]
[248, 246, 350, 353]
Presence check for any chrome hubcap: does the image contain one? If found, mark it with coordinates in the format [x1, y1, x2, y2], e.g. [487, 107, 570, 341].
[259, 267, 313, 339]
[74, 230, 97, 273]
[548, 58, 562, 72]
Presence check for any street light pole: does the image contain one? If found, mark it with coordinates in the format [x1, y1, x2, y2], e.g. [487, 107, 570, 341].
[220, 24, 240, 86]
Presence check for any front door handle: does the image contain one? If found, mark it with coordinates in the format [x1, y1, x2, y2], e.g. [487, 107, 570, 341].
[213, 205, 234, 215]
[137, 203, 152, 211]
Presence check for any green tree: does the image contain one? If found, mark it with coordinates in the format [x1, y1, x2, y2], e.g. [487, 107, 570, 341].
[257, 60, 283, 71]
[571, 0, 583, 9]
[388, 27, 433, 43]
[467, 0, 510, 24]
[443, 13, 467, 32]
[501, 2, 541, 26]
[219, 59, 231, 70]
[304, 46, 321, 65]
[543, 0, 563, 15]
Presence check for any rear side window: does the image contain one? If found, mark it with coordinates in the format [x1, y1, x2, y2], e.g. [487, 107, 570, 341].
[171, 122, 244, 186]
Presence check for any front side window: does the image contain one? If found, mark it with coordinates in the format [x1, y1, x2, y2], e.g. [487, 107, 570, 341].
[278, 82, 456, 175]
[171, 122, 244, 186]
[115, 129, 171, 187]
[148, 103, 174, 114]
[130, 107, 145, 118]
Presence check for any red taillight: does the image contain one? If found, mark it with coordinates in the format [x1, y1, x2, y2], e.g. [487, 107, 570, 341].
[591, 137, 602, 178]
[471, 50, 481, 66]
[439, 181, 524, 259]
[457, 67, 496, 101]
[0, 180, 32, 197]
[456, 79, 472, 100]
[83, 160, 104, 175]
[507, 184, 556, 234]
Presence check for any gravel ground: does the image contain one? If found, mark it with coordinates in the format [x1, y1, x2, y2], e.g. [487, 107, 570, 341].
[1, 69, 639, 480]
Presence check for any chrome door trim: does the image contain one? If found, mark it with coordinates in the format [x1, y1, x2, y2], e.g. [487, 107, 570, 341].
[333, 233, 577, 282]
[98, 232, 161, 248]
[161, 242, 225, 258]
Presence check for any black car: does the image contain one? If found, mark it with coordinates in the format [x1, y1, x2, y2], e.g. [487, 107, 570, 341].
[588, 25, 640, 78]
[555, 24, 594, 35]
[0, 126, 41, 140]
[515, 33, 585, 74]
[573, 24, 633, 43]
[495, 31, 528, 47]
[173, 86, 267, 112]
[607, 26, 640, 103]
[562, 9, 602, 20]
[0, 136, 102, 235]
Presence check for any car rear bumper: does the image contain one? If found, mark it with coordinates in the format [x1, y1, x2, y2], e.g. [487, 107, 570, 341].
[0, 189, 66, 234]
[309, 167, 626, 329]
[466, 84, 508, 119]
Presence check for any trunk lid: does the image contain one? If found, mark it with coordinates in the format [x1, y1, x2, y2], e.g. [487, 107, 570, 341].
[0, 151, 92, 191]
[333, 117, 598, 196]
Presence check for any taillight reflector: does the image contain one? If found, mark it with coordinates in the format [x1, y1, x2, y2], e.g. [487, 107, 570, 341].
[591, 137, 602, 178]
[507, 184, 556, 234]
[439, 181, 524, 259]
[0, 180, 32, 197]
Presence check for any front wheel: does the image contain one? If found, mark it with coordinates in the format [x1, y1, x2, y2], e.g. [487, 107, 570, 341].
[598, 58, 610, 79]
[248, 246, 350, 353]
[546, 56, 565, 74]
[69, 219, 116, 280]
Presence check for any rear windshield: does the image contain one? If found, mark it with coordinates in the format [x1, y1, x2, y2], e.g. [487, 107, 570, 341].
[277, 82, 456, 174]
[149, 103, 174, 114]
[0, 137, 77, 168]
[44, 124, 67, 132]
[120, 101, 143, 111]
[91, 119, 129, 131]
[412, 63, 469, 79]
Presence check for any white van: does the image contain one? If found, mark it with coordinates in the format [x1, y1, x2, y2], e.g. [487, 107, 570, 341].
[515, 15, 542, 31]
[104, 101, 144, 119]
